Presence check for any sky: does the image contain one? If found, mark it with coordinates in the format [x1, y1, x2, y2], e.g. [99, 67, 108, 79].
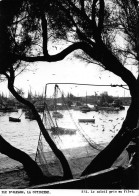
[0, 55, 137, 98]
[0, 5, 138, 99]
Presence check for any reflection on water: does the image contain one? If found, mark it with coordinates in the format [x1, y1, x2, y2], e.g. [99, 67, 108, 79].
[0, 107, 128, 158]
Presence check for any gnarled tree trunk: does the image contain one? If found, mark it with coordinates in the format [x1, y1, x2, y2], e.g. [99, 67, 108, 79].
[6, 69, 73, 180]
[0, 135, 45, 184]
[81, 43, 139, 176]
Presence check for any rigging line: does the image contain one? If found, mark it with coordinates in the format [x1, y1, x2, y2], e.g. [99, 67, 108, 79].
[53, 85, 59, 127]
[35, 129, 43, 162]
[52, 87, 76, 157]
[45, 82, 128, 87]
[36, 91, 62, 161]
[18, 110, 24, 119]
[77, 123, 103, 151]
[54, 85, 88, 154]
[36, 151, 52, 176]
[61, 94, 101, 151]
[120, 86, 129, 90]
[57, 85, 103, 151]
[76, 118, 102, 151]
[44, 104, 63, 146]
[35, 84, 49, 162]
[36, 139, 53, 176]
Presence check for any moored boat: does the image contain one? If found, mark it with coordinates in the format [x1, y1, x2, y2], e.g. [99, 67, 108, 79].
[80, 105, 91, 113]
[96, 106, 120, 111]
[52, 111, 63, 118]
[25, 111, 36, 120]
[9, 117, 21, 122]
[78, 118, 95, 123]
[0, 107, 18, 112]
[50, 126, 76, 135]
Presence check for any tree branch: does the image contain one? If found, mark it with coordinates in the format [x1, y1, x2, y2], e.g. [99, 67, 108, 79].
[67, 0, 92, 26]
[0, 135, 45, 183]
[92, 0, 105, 40]
[6, 67, 73, 180]
[16, 42, 95, 62]
[98, 0, 104, 35]
[91, 0, 99, 38]
[80, 0, 85, 12]
[41, 13, 49, 57]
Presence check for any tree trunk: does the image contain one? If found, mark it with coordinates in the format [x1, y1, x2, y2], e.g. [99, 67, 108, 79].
[81, 43, 139, 176]
[82, 94, 139, 176]
[7, 73, 73, 180]
[0, 135, 45, 184]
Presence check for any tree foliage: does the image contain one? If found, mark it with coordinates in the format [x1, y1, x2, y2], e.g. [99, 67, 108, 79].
[0, 0, 139, 186]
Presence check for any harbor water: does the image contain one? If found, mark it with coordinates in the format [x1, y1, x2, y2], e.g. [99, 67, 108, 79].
[0, 107, 128, 160]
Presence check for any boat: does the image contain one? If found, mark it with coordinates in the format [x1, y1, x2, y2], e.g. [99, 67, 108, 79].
[51, 85, 64, 119]
[119, 105, 125, 110]
[0, 107, 18, 112]
[50, 126, 76, 135]
[80, 91, 92, 113]
[72, 105, 81, 111]
[25, 111, 36, 120]
[80, 105, 91, 113]
[112, 99, 125, 110]
[96, 106, 120, 111]
[9, 117, 21, 122]
[78, 118, 95, 123]
[52, 111, 63, 118]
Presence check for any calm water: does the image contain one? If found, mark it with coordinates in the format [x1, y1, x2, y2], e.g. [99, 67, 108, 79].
[0, 107, 128, 159]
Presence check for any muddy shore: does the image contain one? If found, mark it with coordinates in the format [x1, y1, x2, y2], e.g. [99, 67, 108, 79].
[0, 145, 129, 189]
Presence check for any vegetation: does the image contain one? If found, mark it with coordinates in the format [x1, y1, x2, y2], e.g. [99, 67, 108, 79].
[0, 0, 139, 187]
[97, 92, 114, 106]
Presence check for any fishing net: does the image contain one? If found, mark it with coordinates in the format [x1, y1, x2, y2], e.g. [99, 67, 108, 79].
[35, 83, 127, 178]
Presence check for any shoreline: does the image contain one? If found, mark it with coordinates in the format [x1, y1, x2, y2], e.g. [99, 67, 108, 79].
[0, 145, 129, 189]
[0, 145, 101, 173]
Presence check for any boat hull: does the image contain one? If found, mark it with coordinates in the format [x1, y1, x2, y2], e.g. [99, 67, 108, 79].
[96, 106, 120, 111]
[78, 119, 95, 123]
[52, 111, 63, 118]
[9, 117, 21, 122]
[50, 127, 76, 135]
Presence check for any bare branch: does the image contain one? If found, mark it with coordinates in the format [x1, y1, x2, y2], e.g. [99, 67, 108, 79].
[41, 13, 48, 57]
[67, 0, 92, 26]
[92, 0, 98, 35]
[80, 0, 85, 12]
[98, 0, 105, 35]
[16, 42, 95, 62]
[91, 0, 104, 40]
[132, 0, 138, 8]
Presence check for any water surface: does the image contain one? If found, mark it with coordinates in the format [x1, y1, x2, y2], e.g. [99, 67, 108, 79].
[0, 107, 128, 159]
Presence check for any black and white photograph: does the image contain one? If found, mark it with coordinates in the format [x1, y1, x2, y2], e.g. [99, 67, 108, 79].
[0, 0, 139, 193]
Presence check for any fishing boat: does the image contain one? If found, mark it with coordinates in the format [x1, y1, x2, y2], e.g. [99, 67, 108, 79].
[80, 91, 92, 113]
[0, 107, 18, 112]
[52, 111, 63, 118]
[96, 106, 120, 111]
[33, 83, 134, 189]
[80, 105, 91, 113]
[25, 111, 36, 120]
[52, 85, 64, 119]
[112, 99, 125, 110]
[50, 126, 76, 135]
[9, 117, 21, 122]
[78, 118, 95, 123]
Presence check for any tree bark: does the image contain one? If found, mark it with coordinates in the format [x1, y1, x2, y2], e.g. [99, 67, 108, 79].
[6, 71, 73, 180]
[0, 135, 45, 184]
[81, 43, 139, 176]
